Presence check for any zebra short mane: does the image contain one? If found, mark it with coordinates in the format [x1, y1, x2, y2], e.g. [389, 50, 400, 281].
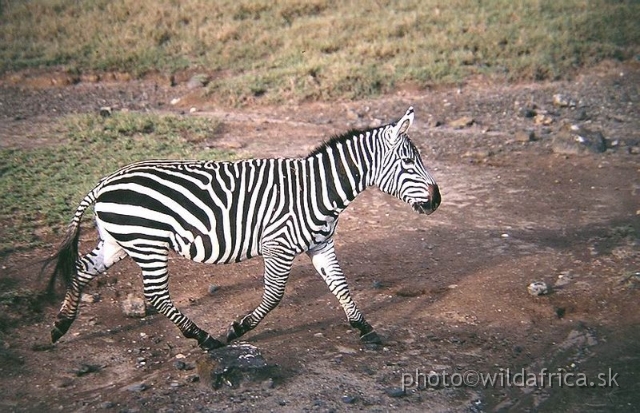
[307, 127, 371, 157]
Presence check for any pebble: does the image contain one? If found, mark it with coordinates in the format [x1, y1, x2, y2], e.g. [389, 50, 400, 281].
[553, 93, 576, 108]
[187, 74, 210, 89]
[75, 363, 101, 376]
[336, 345, 357, 354]
[80, 293, 100, 303]
[449, 116, 474, 129]
[123, 382, 148, 392]
[514, 130, 535, 142]
[99, 107, 112, 117]
[121, 293, 147, 318]
[342, 395, 357, 404]
[552, 126, 606, 154]
[208, 284, 220, 294]
[527, 281, 549, 296]
[385, 387, 406, 398]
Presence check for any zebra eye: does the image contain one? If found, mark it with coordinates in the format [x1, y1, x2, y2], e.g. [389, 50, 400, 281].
[401, 157, 415, 165]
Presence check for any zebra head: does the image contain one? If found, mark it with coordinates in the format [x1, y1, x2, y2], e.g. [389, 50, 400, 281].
[375, 107, 440, 215]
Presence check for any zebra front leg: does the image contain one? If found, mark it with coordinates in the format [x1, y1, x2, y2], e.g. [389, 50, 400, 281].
[52, 240, 126, 343]
[307, 240, 382, 344]
[227, 252, 294, 342]
[129, 249, 224, 351]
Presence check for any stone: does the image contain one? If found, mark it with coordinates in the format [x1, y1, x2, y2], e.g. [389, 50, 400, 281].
[534, 114, 553, 125]
[553, 94, 576, 108]
[449, 116, 474, 129]
[552, 126, 606, 155]
[74, 363, 101, 376]
[514, 130, 535, 142]
[527, 281, 549, 296]
[342, 395, 357, 404]
[208, 284, 220, 294]
[187, 74, 210, 89]
[99, 107, 112, 117]
[197, 343, 278, 390]
[81, 293, 100, 303]
[385, 387, 406, 397]
[518, 106, 537, 118]
[122, 293, 147, 318]
[123, 382, 148, 392]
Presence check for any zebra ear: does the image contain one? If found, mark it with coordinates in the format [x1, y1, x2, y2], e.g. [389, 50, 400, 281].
[387, 107, 414, 145]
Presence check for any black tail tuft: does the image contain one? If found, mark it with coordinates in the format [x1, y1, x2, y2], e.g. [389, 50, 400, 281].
[42, 225, 81, 298]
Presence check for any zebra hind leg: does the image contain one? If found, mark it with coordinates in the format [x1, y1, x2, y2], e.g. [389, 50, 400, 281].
[52, 240, 126, 343]
[129, 248, 224, 351]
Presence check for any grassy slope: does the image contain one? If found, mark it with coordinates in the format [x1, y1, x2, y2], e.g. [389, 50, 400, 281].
[0, 113, 229, 252]
[1, 0, 639, 104]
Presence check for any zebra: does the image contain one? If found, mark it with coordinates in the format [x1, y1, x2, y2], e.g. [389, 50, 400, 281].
[46, 107, 440, 351]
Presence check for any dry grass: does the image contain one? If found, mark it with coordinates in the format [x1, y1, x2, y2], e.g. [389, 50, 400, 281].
[1, 0, 639, 103]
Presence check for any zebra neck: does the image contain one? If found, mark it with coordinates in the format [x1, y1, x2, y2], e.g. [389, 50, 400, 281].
[305, 141, 373, 215]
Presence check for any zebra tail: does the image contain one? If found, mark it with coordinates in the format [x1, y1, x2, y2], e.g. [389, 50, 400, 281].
[43, 192, 95, 297]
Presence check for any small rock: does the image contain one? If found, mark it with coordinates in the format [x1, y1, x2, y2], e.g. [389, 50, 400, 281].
[428, 118, 444, 127]
[528, 281, 549, 296]
[462, 149, 493, 159]
[123, 382, 148, 392]
[553, 94, 576, 108]
[372, 280, 383, 289]
[342, 395, 357, 404]
[449, 116, 474, 129]
[534, 114, 553, 125]
[75, 363, 101, 376]
[81, 293, 100, 303]
[208, 284, 220, 294]
[336, 345, 357, 354]
[99, 107, 112, 117]
[313, 332, 324, 338]
[189, 107, 197, 113]
[554, 271, 573, 287]
[170, 97, 181, 105]
[518, 107, 537, 118]
[552, 126, 606, 154]
[122, 293, 147, 318]
[514, 130, 535, 142]
[174, 360, 187, 370]
[262, 378, 275, 390]
[576, 109, 589, 121]
[99, 401, 115, 409]
[197, 343, 277, 389]
[385, 387, 406, 398]
[187, 74, 210, 89]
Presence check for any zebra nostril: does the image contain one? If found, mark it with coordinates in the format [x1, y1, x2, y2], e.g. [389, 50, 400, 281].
[429, 184, 441, 211]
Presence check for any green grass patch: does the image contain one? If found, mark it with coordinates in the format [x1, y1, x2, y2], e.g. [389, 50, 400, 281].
[0, 112, 230, 253]
[1, 0, 638, 103]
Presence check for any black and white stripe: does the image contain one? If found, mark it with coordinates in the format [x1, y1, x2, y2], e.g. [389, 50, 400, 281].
[47, 107, 440, 349]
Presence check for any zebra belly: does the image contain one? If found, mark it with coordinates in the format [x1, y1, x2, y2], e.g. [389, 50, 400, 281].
[173, 232, 260, 264]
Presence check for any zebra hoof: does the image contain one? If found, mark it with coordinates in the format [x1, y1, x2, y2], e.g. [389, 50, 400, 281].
[199, 335, 225, 351]
[360, 330, 382, 345]
[51, 318, 73, 343]
[226, 321, 244, 343]
[51, 327, 65, 343]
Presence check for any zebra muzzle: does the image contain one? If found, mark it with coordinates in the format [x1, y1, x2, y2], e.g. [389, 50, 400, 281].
[413, 184, 440, 215]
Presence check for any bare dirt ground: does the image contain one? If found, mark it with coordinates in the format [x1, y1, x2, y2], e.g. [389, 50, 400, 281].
[0, 61, 639, 412]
